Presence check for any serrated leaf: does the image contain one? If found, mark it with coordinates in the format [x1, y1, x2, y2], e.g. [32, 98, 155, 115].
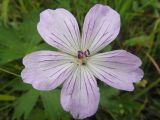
[0, 25, 24, 65]
[0, 10, 59, 65]
[0, 12, 46, 65]
[40, 90, 70, 120]
[19, 12, 41, 50]
[12, 89, 39, 120]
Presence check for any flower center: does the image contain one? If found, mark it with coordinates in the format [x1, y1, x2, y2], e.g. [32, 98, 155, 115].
[75, 49, 90, 65]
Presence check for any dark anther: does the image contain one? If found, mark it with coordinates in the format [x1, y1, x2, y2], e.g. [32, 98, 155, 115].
[78, 51, 83, 59]
[87, 49, 90, 55]
[78, 50, 90, 59]
[84, 49, 90, 57]
[82, 62, 86, 65]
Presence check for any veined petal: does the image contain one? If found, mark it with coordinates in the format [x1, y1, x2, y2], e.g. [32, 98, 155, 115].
[61, 66, 100, 119]
[87, 50, 144, 91]
[37, 9, 80, 55]
[81, 4, 120, 54]
[21, 51, 75, 90]
[89, 50, 142, 71]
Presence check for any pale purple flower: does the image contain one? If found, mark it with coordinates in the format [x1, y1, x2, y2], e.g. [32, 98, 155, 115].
[21, 4, 144, 119]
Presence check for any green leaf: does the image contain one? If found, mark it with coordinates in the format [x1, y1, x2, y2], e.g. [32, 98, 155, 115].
[1, 0, 9, 24]
[119, 0, 132, 17]
[28, 108, 46, 120]
[0, 13, 57, 65]
[100, 83, 119, 108]
[11, 78, 32, 91]
[0, 12, 50, 65]
[12, 89, 39, 120]
[101, 45, 112, 52]
[0, 25, 24, 65]
[124, 36, 151, 48]
[19, 12, 41, 51]
[40, 90, 70, 120]
[0, 94, 16, 101]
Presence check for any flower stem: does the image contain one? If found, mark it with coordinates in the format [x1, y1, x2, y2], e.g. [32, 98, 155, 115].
[0, 68, 20, 78]
[133, 78, 160, 100]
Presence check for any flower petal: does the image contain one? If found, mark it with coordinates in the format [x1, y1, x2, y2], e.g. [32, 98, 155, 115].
[61, 66, 100, 119]
[87, 50, 143, 91]
[21, 51, 75, 90]
[89, 50, 142, 71]
[81, 4, 120, 54]
[37, 9, 80, 55]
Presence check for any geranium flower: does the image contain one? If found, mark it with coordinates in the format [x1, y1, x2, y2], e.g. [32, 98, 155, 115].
[21, 4, 144, 119]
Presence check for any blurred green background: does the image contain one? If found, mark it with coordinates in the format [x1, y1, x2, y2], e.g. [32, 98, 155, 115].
[0, 0, 160, 120]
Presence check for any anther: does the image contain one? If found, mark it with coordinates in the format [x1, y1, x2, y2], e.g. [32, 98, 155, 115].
[84, 49, 90, 57]
[78, 51, 83, 59]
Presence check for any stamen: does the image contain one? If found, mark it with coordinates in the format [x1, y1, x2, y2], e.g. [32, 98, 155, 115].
[87, 49, 90, 55]
[84, 49, 90, 57]
[77, 49, 90, 59]
[76, 50, 90, 65]
[77, 51, 83, 59]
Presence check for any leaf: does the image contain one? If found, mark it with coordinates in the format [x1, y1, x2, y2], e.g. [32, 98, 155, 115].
[12, 89, 39, 120]
[28, 108, 46, 120]
[0, 12, 52, 65]
[99, 83, 119, 108]
[0, 94, 16, 101]
[1, 0, 9, 24]
[124, 36, 151, 48]
[0, 6, 89, 65]
[117, 0, 133, 25]
[40, 90, 70, 120]
[101, 45, 112, 52]
[119, 94, 141, 111]
[0, 25, 23, 65]
[11, 78, 32, 91]
[119, 0, 132, 17]
[116, 94, 141, 120]
[19, 12, 41, 50]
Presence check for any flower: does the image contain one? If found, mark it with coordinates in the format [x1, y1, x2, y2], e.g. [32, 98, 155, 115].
[21, 4, 144, 119]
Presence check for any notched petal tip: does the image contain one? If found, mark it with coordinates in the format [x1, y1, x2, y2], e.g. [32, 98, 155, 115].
[21, 51, 75, 91]
[131, 68, 144, 83]
[118, 50, 143, 67]
[61, 66, 100, 119]
[88, 50, 144, 91]
[37, 7, 81, 55]
[21, 68, 29, 83]
[92, 4, 120, 17]
[21, 68, 52, 90]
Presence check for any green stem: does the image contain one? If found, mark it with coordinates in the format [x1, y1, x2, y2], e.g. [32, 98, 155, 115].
[0, 103, 13, 111]
[0, 68, 20, 77]
[0, 80, 14, 91]
[136, 96, 148, 116]
[133, 78, 160, 100]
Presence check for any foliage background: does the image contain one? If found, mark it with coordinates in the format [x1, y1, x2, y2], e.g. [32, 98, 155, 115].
[0, 0, 160, 120]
